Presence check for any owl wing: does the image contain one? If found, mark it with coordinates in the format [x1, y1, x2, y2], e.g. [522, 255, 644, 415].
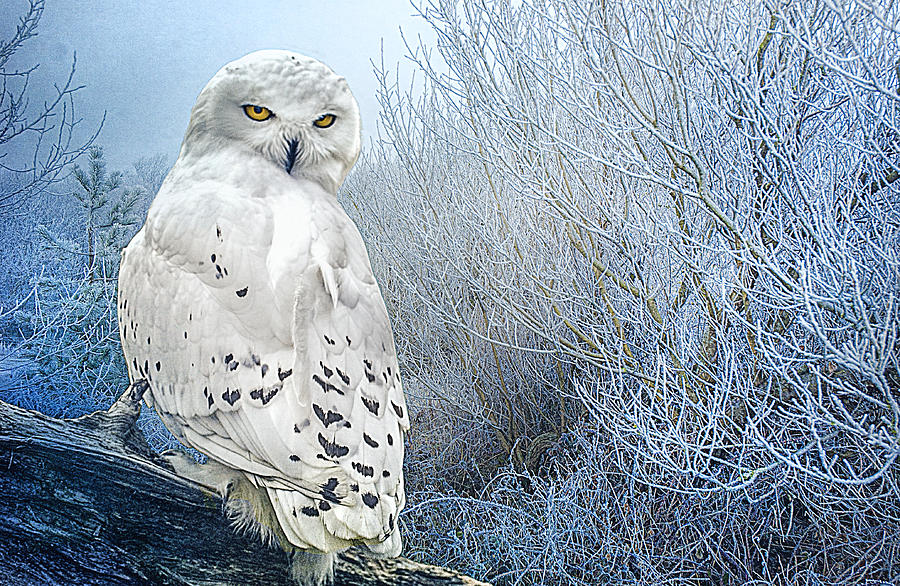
[263, 195, 409, 552]
[119, 179, 407, 553]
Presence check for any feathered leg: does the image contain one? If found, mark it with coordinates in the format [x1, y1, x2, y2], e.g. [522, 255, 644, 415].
[289, 550, 335, 586]
[162, 450, 282, 547]
[163, 450, 337, 585]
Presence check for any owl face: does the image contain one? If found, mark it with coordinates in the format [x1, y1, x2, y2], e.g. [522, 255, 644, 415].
[183, 50, 362, 192]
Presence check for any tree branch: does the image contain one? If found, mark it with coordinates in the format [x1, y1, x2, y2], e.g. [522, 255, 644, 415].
[0, 385, 490, 586]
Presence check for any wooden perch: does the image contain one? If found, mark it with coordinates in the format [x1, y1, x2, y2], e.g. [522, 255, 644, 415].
[0, 385, 490, 586]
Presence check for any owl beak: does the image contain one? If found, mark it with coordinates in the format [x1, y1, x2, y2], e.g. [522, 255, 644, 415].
[284, 138, 300, 175]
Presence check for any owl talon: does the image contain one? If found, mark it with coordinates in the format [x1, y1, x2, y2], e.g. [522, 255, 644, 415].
[162, 450, 241, 498]
[161, 449, 200, 476]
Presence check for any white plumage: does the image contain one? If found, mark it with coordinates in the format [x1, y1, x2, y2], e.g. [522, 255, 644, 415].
[117, 50, 408, 583]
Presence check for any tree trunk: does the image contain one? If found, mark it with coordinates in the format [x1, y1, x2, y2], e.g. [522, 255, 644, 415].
[0, 385, 490, 586]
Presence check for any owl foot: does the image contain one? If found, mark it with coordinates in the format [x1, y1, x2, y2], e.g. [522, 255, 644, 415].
[161, 449, 241, 498]
[162, 452, 286, 548]
[289, 550, 335, 586]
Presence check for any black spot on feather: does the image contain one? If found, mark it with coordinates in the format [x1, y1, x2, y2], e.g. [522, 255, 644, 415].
[224, 353, 233, 363]
[318, 501, 331, 511]
[261, 364, 269, 377]
[319, 477, 341, 504]
[387, 433, 393, 446]
[362, 493, 378, 509]
[300, 506, 319, 517]
[313, 404, 343, 427]
[361, 395, 379, 415]
[278, 367, 292, 381]
[335, 367, 350, 385]
[363, 434, 379, 448]
[235, 287, 248, 297]
[352, 462, 374, 477]
[222, 388, 241, 406]
[365, 371, 376, 383]
[290, 454, 301, 462]
[317, 434, 349, 458]
[250, 386, 279, 405]
[320, 362, 333, 378]
[391, 402, 404, 418]
[155, 361, 161, 372]
[312, 374, 344, 395]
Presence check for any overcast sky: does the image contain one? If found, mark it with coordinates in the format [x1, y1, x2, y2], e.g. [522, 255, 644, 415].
[6, 0, 434, 170]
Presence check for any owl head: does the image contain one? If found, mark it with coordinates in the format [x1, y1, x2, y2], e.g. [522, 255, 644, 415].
[182, 50, 361, 193]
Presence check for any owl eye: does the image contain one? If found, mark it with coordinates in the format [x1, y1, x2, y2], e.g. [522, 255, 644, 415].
[243, 104, 273, 121]
[313, 113, 336, 128]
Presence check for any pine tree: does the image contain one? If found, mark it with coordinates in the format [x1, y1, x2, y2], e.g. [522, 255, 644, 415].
[15, 146, 141, 416]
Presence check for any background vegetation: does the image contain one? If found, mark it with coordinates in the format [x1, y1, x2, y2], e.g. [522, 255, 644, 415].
[2, 1, 898, 584]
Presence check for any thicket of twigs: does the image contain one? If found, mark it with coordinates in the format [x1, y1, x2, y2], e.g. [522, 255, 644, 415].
[342, 1, 900, 583]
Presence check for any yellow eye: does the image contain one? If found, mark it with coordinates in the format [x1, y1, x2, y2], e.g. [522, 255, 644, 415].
[243, 104, 273, 121]
[313, 113, 336, 128]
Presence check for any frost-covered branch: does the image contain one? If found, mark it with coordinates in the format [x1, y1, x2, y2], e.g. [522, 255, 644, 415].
[341, 0, 900, 582]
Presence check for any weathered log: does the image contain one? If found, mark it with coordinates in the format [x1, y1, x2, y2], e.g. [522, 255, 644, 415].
[0, 385, 490, 585]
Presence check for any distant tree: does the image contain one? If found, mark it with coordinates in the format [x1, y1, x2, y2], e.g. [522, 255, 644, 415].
[69, 146, 142, 281]
[0, 0, 98, 211]
[124, 153, 169, 224]
[129, 153, 169, 197]
[12, 147, 139, 416]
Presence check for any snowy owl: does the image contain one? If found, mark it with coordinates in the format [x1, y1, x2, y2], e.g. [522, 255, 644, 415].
[117, 50, 408, 585]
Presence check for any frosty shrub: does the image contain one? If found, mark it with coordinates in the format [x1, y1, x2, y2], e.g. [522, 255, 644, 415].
[11, 147, 141, 415]
[342, 0, 900, 583]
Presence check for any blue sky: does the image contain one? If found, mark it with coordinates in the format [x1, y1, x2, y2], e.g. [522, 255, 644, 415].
[6, 0, 434, 169]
